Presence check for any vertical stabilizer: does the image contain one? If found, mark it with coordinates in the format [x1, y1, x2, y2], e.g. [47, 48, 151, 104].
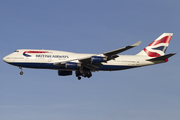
[137, 33, 173, 58]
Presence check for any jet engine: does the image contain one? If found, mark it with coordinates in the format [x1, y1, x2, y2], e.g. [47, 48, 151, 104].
[65, 62, 81, 69]
[58, 70, 72, 76]
[91, 56, 107, 63]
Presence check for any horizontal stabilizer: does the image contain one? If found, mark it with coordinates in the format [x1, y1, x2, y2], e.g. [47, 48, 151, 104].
[146, 53, 176, 61]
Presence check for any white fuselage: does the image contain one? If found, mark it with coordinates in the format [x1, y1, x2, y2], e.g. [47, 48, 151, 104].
[3, 49, 164, 71]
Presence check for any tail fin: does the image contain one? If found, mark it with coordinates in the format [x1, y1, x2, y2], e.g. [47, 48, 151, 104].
[137, 33, 173, 57]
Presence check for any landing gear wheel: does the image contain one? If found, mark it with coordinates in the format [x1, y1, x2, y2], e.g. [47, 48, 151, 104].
[20, 71, 23, 75]
[78, 77, 81, 80]
[19, 67, 23, 75]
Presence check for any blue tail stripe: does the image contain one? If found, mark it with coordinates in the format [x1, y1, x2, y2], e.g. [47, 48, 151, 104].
[152, 46, 167, 52]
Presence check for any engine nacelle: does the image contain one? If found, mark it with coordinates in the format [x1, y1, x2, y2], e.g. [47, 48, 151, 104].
[58, 70, 72, 76]
[65, 62, 80, 69]
[91, 56, 107, 63]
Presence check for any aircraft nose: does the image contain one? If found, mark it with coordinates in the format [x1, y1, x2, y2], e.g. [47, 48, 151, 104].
[3, 56, 7, 63]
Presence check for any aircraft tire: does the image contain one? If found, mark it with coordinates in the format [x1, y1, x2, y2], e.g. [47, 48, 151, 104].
[20, 71, 23, 75]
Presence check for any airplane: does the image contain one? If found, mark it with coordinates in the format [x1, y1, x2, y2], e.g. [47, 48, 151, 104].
[3, 33, 176, 80]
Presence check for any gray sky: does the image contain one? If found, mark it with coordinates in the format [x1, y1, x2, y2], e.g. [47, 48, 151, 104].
[0, 0, 180, 120]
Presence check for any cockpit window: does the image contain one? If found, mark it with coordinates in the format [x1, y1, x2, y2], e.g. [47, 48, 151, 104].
[14, 50, 19, 52]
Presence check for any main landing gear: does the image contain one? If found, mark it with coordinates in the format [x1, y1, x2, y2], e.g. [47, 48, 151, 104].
[78, 76, 81, 80]
[76, 71, 92, 80]
[19, 67, 23, 75]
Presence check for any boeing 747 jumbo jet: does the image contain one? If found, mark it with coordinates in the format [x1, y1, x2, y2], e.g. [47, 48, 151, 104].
[3, 33, 176, 80]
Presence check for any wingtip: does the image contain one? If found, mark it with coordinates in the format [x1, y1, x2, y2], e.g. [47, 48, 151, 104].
[132, 41, 142, 47]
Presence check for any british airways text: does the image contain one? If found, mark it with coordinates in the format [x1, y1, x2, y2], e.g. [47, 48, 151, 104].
[36, 55, 69, 58]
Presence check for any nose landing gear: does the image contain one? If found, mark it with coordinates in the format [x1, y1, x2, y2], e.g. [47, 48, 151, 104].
[19, 67, 23, 75]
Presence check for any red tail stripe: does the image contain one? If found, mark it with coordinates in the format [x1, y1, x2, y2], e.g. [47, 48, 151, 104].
[144, 48, 161, 57]
[148, 36, 171, 46]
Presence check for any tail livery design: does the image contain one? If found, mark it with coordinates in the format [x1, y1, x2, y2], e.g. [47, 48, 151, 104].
[137, 33, 173, 57]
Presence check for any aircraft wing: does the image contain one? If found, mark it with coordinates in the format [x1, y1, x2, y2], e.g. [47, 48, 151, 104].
[72, 41, 141, 63]
[102, 41, 141, 60]
[54, 41, 141, 71]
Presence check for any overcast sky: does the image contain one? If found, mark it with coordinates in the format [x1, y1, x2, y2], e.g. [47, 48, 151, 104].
[0, 0, 180, 120]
